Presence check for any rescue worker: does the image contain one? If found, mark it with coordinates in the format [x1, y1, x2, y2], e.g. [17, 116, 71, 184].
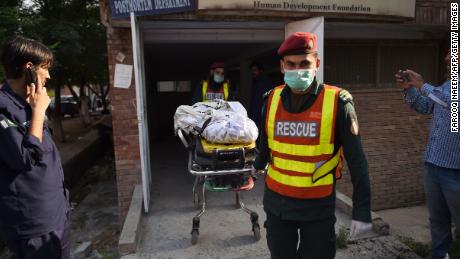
[192, 62, 235, 104]
[253, 32, 372, 259]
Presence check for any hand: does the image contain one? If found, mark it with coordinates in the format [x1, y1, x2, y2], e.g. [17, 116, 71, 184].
[395, 70, 411, 90]
[28, 83, 50, 115]
[395, 69, 424, 90]
[404, 69, 424, 90]
[27, 83, 50, 142]
[350, 220, 373, 238]
[251, 166, 265, 177]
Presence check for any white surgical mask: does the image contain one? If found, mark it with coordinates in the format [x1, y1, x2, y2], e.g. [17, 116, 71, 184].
[214, 74, 224, 83]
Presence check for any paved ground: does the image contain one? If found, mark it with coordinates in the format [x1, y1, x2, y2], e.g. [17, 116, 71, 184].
[378, 206, 431, 244]
[3, 116, 427, 259]
[129, 140, 419, 259]
[70, 153, 120, 259]
[52, 116, 120, 258]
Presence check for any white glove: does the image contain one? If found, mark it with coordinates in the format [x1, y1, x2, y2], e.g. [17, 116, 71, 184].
[350, 220, 373, 238]
[251, 166, 265, 176]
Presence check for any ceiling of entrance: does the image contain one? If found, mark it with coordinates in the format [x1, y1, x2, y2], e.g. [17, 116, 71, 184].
[144, 42, 280, 80]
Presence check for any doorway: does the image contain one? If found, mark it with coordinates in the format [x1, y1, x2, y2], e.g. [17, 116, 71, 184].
[132, 17, 325, 212]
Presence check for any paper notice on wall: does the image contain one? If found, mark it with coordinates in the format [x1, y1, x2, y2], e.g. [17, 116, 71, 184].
[114, 64, 133, 89]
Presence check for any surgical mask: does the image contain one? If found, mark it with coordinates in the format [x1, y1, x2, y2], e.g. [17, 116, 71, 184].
[284, 69, 316, 91]
[214, 74, 224, 83]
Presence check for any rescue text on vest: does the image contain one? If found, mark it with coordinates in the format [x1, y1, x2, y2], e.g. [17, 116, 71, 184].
[275, 121, 318, 138]
[205, 92, 224, 101]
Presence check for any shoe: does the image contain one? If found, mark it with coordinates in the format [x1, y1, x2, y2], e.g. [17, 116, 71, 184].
[434, 254, 450, 259]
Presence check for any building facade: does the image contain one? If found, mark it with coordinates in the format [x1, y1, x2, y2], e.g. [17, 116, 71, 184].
[99, 0, 451, 224]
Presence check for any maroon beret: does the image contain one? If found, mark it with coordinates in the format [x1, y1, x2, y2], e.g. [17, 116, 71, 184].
[278, 32, 317, 57]
[210, 62, 225, 70]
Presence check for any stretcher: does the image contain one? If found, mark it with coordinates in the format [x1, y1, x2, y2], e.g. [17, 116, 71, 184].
[177, 129, 261, 245]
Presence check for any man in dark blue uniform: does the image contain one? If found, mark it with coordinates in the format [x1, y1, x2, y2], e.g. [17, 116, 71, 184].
[0, 36, 70, 259]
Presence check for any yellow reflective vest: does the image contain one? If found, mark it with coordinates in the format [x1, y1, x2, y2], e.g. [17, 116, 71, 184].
[202, 81, 229, 102]
[266, 84, 344, 199]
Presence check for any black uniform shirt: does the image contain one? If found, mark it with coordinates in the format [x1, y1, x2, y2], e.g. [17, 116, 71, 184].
[254, 79, 371, 222]
[0, 83, 68, 239]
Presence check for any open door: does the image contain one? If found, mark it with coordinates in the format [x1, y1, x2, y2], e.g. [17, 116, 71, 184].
[130, 13, 152, 212]
[285, 17, 324, 83]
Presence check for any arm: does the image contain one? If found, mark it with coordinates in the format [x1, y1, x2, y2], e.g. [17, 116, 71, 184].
[191, 82, 203, 105]
[0, 113, 44, 172]
[0, 82, 50, 171]
[228, 81, 238, 101]
[420, 82, 451, 107]
[337, 93, 372, 223]
[396, 70, 447, 115]
[404, 87, 435, 115]
[27, 83, 51, 141]
[29, 109, 45, 142]
[253, 100, 270, 170]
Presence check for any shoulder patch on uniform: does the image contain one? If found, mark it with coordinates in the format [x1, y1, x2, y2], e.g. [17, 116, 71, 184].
[263, 89, 274, 100]
[0, 118, 17, 129]
[339, 89, 354, 104]
[345, 103, 359, 135]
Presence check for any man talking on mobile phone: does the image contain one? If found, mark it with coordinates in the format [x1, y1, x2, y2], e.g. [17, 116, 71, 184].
[395, 49, 460, 259]
[0, 36, 70, 259]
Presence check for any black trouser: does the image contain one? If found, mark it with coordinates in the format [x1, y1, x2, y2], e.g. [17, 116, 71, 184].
[5, 213, 71, 259]
[264, 210, 336, 259]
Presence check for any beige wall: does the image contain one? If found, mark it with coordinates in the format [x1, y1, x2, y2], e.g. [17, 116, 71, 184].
[198, 0, 416, 18]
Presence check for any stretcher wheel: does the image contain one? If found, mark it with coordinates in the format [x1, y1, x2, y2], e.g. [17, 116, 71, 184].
[253, 225, 261, 241]
[191, 230, 199, 245]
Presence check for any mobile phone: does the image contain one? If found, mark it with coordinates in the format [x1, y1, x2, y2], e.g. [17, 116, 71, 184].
[397, 70, 410, 83]
[26, 66, 38, 86]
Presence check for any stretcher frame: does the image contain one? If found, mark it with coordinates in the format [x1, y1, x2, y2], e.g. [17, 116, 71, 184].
[177, 129, 261, 245]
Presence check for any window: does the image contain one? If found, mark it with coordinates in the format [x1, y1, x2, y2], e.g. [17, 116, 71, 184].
[157, 81, 192, 92]
[325, 44, 376, 88]
[324, 41, 439, 89]
[379, 43, 438, 87]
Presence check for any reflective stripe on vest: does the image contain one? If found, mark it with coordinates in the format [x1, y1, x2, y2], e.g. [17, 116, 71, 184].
[266, 84, 343, 199]
[202, 81, 229, 101]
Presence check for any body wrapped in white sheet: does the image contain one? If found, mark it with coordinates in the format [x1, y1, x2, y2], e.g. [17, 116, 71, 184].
[174, 100, 258, 144]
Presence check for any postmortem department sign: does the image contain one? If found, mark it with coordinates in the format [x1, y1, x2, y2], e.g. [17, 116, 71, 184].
[110, 0, 195, 18]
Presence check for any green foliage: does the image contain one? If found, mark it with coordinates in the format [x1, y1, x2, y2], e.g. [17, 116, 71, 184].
[397, 235, 460, 258]
[0, 0, 107, 87]
[100, 251, 120, 259]
[397, 235, 431, 258]
[0, 1, 23, 80]
[336, 227, 348, 249]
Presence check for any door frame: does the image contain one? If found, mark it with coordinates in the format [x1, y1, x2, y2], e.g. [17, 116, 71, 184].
[129, 16, 325, 212]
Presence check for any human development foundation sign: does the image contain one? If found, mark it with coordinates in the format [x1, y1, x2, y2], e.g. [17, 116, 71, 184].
[198, 0, 415, 18]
